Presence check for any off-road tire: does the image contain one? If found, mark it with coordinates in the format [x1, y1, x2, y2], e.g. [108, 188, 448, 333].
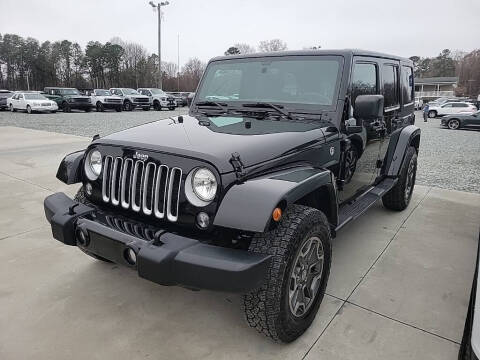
[243, 205, 332, 343]
[74, 187, 112, 263]
[382, 146, 417, 211]
[153, 101, 161, 111]
[96, 102, 104, 112]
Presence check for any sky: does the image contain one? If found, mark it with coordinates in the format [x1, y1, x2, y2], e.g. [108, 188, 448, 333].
[1, 0, 479, 67]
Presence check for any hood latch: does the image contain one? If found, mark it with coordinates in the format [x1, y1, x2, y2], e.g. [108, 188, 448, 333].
[229, 152, 246, 182]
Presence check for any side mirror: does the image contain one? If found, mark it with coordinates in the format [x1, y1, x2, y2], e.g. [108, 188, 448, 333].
[354, 95, 384, 124]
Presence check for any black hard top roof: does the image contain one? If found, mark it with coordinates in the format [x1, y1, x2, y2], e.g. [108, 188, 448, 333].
[211, 49, 411, 63]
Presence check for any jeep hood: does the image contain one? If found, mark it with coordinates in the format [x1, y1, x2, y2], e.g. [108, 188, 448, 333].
[95, 114, 327, 173]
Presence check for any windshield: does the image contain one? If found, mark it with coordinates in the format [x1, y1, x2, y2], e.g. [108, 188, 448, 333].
[123, 88, 139, 95]
[95, 89, 111, 96]
[196, 56, 342, 109]
[59, 89, 80, 95]
[149, 89, 165, 95]
[24, 94, 48, 100]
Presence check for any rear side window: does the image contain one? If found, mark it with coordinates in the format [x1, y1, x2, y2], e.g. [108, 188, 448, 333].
[453, 103, 468, 107]
[382, 64, 399, 109]
[401, 66, 414, 104]
[351, 63, 378, 103]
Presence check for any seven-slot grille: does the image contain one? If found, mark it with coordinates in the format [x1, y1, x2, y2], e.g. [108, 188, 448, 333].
[102, 156, 182, 222]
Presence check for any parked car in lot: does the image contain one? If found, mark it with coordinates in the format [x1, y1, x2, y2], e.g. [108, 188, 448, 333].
[137, 88, 176, 110]
[44, 49, 420, 343]
[89, 89, 123, 112]
[441, 110, 480, 130]
[428, 102, 477, 118]
[0, 90, 14, 110]
[8, 92, 58, 113]
[109, 88, 150, 111]
[414, 97, 423, 110]
[43, 87, 92, 112]
[186, 92, 195, 106]
[167, 92, 189, 107]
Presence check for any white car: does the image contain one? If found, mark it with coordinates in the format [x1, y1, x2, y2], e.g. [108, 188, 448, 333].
[8, 92, 58, 114]
[109, 88, 150, 111]
[89, 89, 123, 112]
[137, 88, 176, 111]
[427, 102, 477, 118]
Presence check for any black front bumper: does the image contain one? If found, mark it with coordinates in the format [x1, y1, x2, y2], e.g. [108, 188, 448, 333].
[44, 192, 270, 293]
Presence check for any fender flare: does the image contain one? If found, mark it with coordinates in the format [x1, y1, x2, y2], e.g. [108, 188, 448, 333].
[213, 167, 337, 233]
[56, 150, 85, 184]
[384, 125, 421, 177]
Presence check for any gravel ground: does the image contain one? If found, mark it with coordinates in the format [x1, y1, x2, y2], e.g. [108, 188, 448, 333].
[0, 107, 188, 137]
[0, 109, 478, 193]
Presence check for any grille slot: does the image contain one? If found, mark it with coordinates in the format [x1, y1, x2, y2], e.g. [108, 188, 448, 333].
[102, 157, 182, 222]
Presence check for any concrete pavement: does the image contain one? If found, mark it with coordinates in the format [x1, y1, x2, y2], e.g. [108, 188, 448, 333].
[0, 126, 478, 360]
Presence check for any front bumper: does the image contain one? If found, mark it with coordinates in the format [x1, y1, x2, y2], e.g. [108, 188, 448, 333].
[31, 105, 58, 112]
[44, 192, 270, 293]
[68, 102, 93, 109]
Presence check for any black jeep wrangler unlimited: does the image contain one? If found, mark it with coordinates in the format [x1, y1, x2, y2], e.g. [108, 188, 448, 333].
[44, 49, 420, 342]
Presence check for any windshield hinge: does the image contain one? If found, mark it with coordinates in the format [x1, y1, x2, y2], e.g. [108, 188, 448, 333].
[229, 152, 246, 181]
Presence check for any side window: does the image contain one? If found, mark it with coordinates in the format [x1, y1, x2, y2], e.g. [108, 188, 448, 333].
[443, 104, 452, 108]
[401, 66, 414, 104]
[351, 63, 378, 104]
[382, 64, 399, 109]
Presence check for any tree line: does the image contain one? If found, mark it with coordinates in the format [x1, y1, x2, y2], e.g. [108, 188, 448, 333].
[1, 33, 479, 98]
[0, 33, 205, 92]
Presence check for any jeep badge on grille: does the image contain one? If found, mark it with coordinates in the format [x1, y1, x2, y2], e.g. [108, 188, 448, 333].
[133, 152, 149, 161]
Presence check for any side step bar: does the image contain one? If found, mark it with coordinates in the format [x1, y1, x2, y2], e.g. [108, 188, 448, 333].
[336, 178, 397, 231]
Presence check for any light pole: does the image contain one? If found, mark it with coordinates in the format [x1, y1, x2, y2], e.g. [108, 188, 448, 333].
[149, 1, 170, 89]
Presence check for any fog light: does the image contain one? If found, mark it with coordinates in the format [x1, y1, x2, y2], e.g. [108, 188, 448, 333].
[196, 212, 210, 229]
[76, 228, 89, 246]
[125, 248, 137, 265]
[85, 182, 93, 196]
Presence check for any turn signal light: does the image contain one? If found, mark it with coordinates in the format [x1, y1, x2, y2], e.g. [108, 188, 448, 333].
[272, 207, 282, 222]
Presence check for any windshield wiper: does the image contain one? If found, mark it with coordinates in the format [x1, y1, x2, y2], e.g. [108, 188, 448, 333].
[241, 102, 294, 120]
[195, 101, 228, 112]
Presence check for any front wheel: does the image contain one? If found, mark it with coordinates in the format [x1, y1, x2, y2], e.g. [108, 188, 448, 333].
[124, 101, 132, 111]
[428, 110, 437, 118]
[10, 104, 15, 112]
[27, 105, 32, 114]
[382, 146, 417, 211]
[62, 102, 71, 113]
[448, 119, 460, 130]
[243, 205, 332, 343]
[153, 101, 161, 111]
[96, 102, 104, 112]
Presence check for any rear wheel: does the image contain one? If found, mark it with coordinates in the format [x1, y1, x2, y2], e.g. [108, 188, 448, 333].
[74, 187, 112, 263]
[243, 205, 332, 343]
[448, 119, 460, 130]
[382, 146, 417, 211]
[428, 110, 437, 118]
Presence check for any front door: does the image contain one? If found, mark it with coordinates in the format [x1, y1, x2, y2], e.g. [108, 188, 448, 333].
[338, 59, 381, 203]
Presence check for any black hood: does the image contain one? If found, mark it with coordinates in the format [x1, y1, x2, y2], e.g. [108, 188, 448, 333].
[95, 114, 327, 173]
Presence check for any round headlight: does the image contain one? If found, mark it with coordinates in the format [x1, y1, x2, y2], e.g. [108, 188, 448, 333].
[192, 168, 217, 202]
[85, 150, 102, 180]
